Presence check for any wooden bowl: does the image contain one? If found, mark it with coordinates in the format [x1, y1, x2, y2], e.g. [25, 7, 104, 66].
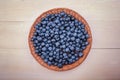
[28, 8, 92, 71]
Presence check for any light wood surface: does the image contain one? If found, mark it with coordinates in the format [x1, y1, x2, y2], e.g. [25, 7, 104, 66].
[0, 0, 120, 80]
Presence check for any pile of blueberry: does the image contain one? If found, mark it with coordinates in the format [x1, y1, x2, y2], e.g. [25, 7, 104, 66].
[31, 11, 89, 68]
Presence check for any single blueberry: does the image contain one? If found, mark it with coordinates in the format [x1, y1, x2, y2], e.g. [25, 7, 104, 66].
[45, 33, 49, 37]
[48, 47, 52, 51]
[68, 54, 72, 57]
[47, 61, 52, 65]
[65, 48, 70, 52]
[85, 42, 89, 46]
[75, 47, 80, 51]
[82, 46, 86, 50]
[61, 45, 66, 49]
[81, 24, 85, 29]
[34, 40, 38, 44]
[54, 62, 57, 66]
[71, 56, 75, 59]
[57, 63, 63, 68]
[79, 52, 83, 57]
[85, 34, 89, 38]
[41, 42, 45, 46]
[37, 36, 42, 41]
[76, 38, 80, 43]
[59, 59, 62, 63]
[71, 37, 75, 41]
[49, 57, 53, 61]
[35, 46, 39, 49]
[42, 52, 47, 56]
[41, 55, 45, 59]
[35, 50, 39, 53]
[44, 59, 48, 63]
[42, 47, 46, 51]
[68, 59, 73, 64]
[55, 42, 60, 47]
[49, 52, 53, 56]
[81, 35, 85, 39]
[33, 43, 37, 47]
[75, 57, 79, 61]
[42, 28, 46, 32]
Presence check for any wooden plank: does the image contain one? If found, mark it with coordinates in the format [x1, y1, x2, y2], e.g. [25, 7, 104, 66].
[0, 49, 120, 80]
[0, 21, 120, 49]
[0, 0, 120, 21]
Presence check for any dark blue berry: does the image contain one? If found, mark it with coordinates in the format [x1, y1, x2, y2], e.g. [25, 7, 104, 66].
[79, 52, 83, 57]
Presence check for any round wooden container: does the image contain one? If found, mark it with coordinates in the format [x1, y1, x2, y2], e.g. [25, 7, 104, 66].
[28, 8, 92, 71]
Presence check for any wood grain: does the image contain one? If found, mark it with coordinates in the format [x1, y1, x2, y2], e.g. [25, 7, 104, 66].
[0, 0, 120, 80]
[0, 0, 120, 21]
[0, 49, 120, 80]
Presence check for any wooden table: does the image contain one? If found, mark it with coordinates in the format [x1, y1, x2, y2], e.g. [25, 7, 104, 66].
[0, 0, 120, 80]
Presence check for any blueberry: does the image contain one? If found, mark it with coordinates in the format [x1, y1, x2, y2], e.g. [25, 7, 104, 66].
[41, 42, 45, 46]
[35, 50, 39, 53]
[65, 48, 70, 52]
[60, 26, 64, 30]
[81, 24, 85, 29]
[75, 57, 79, 61]
[57, 63, 63, 68]
[49, 57, 53, 61]
[48, 47, 52, 51]
[43, 38, 47, 42]
[31, 36, 36, 41]
[52, 23, 56, 27]
[60, 35, 64, 39]
[55, 19, 59, 24]
[54, 62, 57, 66]
[49, 52, 53, 56]
[55, 42, 60, 47]
[34, 40, 38, 44]
[35, 25, 39, 29]
[78, 33, 82, 37]
[45, 33, 49, 37]
[71, 56, 75, 59]
[85, 42, 89, 46]
[81, 35, 85, 39]
[37, 36, 42, 41]
[34, 32, 38, 36]
[56, 55, 60, 59]
[76, 38, 80, 43]
[68, 54, 72, 57]
[42, 47, 46, 51]
[42, 21, 47, 25]
[79, 52, 83, 57]
[72, 59, 76, 63]
[45, 44, 49, 47]
[75, 47, 80, 51]
[35, 46, 39, 49]
[41, 55, 45, 59]
[42, 28, 46, 32]
[85, 34, 89, 38]
[63, 53, 67, 57]
[68, 59, 73, 64]
[61, 45, 66, 48]
[82, 46, 86, 50]
[71, 37, 75, 41]
[59, 59, 62, 63]
[42, 52, 47, 56]
[44, 59, 48, 63]
[48, 61, 52, 65]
